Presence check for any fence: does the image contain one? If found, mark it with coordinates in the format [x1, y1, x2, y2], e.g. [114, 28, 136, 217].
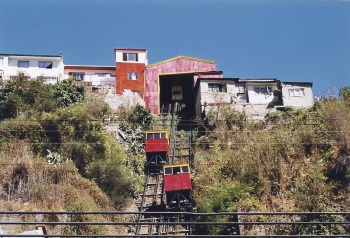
[0, 211, 349, 237]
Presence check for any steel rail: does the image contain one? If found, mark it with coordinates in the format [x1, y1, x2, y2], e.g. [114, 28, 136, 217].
[0, 211, 349, 215]
[135, 173, 150, 235]
[0, 235, 349, 237]
[0, 221, 348, 225]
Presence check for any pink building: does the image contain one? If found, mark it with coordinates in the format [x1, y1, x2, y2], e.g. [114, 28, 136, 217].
[145, 56, 222, 115]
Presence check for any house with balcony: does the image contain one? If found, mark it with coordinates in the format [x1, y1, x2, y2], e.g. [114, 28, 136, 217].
[64, 65, 116, 89]
[0, 53, 64, 85]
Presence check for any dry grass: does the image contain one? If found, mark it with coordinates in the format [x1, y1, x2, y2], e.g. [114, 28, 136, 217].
[194, 99, 350, 213]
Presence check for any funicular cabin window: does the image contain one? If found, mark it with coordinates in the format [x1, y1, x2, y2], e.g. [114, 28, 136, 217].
[123, 53, 138, 62]
[173, 166, 181, 174]
[208, 83, 227, 92]
[147, 133, 153, 139]
[38, 61, 53, 69]
[154, 133, 160, 139]
[165, 167, 172, 175]
[181, 166, 189, 173]
[161, 132, 166, 138]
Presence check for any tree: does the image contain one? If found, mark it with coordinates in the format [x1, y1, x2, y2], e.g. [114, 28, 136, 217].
[0, 72, 55, 119]
[339, 86, 350, 100]
[52, 79, 85, 107]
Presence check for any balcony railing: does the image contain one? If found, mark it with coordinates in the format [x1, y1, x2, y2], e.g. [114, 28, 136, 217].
[74, 75, 115, 87]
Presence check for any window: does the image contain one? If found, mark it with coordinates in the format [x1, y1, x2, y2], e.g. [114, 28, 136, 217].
[173, 90, 182, 95]
[128, 72, 139, 80]
[38, 61, 53, 69]
[289, 88, 305, 97]
[18, 61, 29, 68]
[173, 166, 181, 174]
[68, 72, 85, 81]
[181, 166, 189, 173]
[165, 167, 172, 175]
[147, 133, 153, 139]
[123, 53, 138, 62]
[208, 83, 227, 92]
[254, 87, 272, 94]
[0, 57, 3, 65]
[154, 133, 160, 139]
[254, 87, 266, 94]
[237, 85, 245, 94]
[147, 132, 166, 139]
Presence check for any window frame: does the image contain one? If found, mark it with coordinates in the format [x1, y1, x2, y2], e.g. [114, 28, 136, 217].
[289, 88, 305, 97]
[208, 83, 227, 93]
[128, 72, 139, 80]
[173, 166, 181, 174]
[18, 61, 29, 68]
[164, 167, 172, 175]
[38, 61, 53, 69]
[181, 166, 189, 173]
[68, 72, 85, 81]
[147, 133, 153, 139]
[123, 53, 138, 62]
[237, 85, 245, 94]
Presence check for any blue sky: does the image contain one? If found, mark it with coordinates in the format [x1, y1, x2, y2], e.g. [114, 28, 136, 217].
[1, 0, 349, 96]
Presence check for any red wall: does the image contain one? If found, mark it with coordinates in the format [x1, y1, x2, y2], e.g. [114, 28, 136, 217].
[145, 58, 217, 114]
[116, 62, 145, 98]
[145, 138, 169, 153]
[164, 173, 192, 192]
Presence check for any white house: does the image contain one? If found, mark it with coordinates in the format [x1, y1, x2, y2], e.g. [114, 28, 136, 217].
[64, 65, 116, 89]
[280, 81, 313, 108]
[244, 79, 280, 105]
[0, 53, 64, 84]
[195, 78, 314, 120]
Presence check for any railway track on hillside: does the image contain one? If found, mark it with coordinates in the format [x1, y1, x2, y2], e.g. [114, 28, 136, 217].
[134, 103, 193, 237]
[135, 171, 192, 237]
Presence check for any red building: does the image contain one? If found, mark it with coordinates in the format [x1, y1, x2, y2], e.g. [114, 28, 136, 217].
[114, 49, 223, 116]
[114, 48, 147, 98]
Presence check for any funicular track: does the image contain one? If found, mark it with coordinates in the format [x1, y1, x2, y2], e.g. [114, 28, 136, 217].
[135, 102, 193, 237]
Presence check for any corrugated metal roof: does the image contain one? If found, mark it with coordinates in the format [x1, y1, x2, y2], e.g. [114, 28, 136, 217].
[147, 55, 216, 68]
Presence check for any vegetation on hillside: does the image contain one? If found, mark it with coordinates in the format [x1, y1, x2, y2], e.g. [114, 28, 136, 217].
[0, 73, 348, 235]
[192, 87, 350, 235]
[0, 73, 147, 234]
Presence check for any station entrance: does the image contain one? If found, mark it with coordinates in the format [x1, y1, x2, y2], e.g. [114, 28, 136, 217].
[159, 73, 195, 117]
